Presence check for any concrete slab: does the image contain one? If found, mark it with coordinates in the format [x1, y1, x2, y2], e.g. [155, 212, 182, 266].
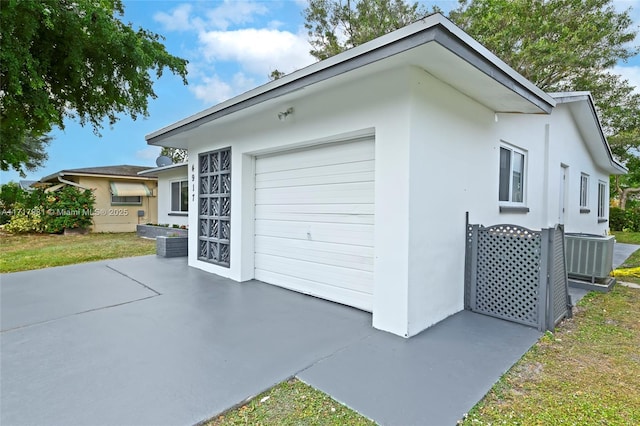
[1, 262, 157, 331]
[1, 256, 545, 426]
[1, 258, 372, 426]
[298, 311, 541, 426]
[613, 242, 640, 269]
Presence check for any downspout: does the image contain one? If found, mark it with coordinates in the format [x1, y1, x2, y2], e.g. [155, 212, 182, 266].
[57, 174, 90, 190]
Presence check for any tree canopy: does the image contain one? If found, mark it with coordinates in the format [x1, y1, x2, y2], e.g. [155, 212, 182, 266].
[304, 0, 427, 60]
[0, 0, 189, 176]
[450, 0, 639, 137]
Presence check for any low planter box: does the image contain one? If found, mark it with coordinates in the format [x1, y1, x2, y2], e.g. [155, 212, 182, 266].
[156, 236, 188, 258]
[137, 224, 188, 239]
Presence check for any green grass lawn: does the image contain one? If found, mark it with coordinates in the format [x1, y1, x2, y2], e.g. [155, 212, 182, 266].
[611, 231, 640, 244]
[0, 232, 156, 273]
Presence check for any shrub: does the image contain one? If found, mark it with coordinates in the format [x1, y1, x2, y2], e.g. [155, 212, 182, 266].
[43, 186, 95, 233]
[609, 207, 626, 231]
[0, 182, 28, 225]
[4, 203, 46, 233]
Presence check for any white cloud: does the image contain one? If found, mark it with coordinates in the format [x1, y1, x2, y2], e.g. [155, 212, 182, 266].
[190, 72, 258, 104]
[153, 4, 193, 32]
[153, 1, 315, 106]
[136, 146, 162, 161]
[613, 64, 640, 94]
[198, 28, 315, 76]
[190, 75, 235, 104]
[205, 0, 269, 30]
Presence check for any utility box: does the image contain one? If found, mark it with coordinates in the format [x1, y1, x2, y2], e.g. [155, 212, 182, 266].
[565, 233, 615, 281]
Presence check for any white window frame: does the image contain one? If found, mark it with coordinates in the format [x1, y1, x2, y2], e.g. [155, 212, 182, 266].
[499, 143, 527, 206]
[580, 173, 589, 209]
[597, 180, 607, 219]
[170, 179, 189, 213]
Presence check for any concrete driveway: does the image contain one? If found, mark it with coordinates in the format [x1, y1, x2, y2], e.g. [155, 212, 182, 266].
[2, 256, 543, 426]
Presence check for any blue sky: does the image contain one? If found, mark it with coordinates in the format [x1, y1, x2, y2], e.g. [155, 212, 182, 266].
[1, 0, 639, 184]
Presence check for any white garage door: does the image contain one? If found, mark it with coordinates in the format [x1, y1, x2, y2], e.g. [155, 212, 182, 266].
[254, 138, 375, 311]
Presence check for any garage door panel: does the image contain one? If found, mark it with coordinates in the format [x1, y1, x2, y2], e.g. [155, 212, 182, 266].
[255, 182, 374, 205]
[255, 220, 374, 246]
[256, 203, 374, 219]
[256, 170, 375, 189]
[256, 160, 374, 185]
[255, 236, 374, 271]
[255, 207, 374, 225]
[255, 254, 373, 294]
[254, 269, 372, 311]
[254, 138, 375, 309]
[255, 139, 374, 174]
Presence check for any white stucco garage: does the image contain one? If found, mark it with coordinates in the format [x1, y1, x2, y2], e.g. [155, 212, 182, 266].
[146, 13, 625, 338]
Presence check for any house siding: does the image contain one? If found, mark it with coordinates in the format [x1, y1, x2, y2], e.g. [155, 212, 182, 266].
[77, 176, 157, 232]
[156, 167, 188, 227]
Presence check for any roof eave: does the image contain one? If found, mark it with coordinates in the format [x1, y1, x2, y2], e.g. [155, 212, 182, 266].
[550, 92, 626, 175]
[146, 13, 554, 146]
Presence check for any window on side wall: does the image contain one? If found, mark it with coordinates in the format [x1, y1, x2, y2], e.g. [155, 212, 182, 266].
[171, 180, 189, 212]
[111, 195, 142, 205]
[598, 180, 607, 219]
[580, 173, 590, 212]
[499, 144, 527, 206]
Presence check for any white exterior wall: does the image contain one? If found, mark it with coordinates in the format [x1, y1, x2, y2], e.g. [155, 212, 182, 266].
[156, 167, 189, 227]
[495, 107, 610, 235]
[185, 67, 415, 337]
[182, 64, 612, 338]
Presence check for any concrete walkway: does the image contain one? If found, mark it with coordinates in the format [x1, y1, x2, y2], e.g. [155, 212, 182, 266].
[2, 243, 637, 426]
[613, 242, 640, 268]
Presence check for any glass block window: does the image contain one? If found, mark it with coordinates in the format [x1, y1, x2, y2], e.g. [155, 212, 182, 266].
[198, 148, 231, 266]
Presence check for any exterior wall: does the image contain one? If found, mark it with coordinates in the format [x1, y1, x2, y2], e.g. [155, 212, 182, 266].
[494, 107, 610, 235]
[77, 176, 157, 232]
[156, 167, 189, 227]
[186, 66, 415, 336]
[183, 64, 612, 338]
[406, 67, 497, 336]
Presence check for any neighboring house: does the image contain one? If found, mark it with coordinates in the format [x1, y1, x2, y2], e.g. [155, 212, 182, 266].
[39, 165, 158, 232]
[138, 163, 188, 227]
[144, 14, 625, 338]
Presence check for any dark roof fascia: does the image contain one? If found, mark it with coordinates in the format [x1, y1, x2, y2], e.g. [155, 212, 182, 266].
[146, 15, 553, 146]
[551, 92, 627, 174]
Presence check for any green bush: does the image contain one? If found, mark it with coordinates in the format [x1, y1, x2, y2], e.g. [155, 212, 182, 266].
[609, 207, 640, 232]
[43, 186, 95, 233]
[0, 182, 28, 224]
[609, 207, 627, 231]
[4, 203, 46, 233]
[4, 186, 95, 234]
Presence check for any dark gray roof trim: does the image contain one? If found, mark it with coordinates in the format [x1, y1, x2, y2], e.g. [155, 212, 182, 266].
[147, 14, 553, 145]
[551, 92, 627, 174]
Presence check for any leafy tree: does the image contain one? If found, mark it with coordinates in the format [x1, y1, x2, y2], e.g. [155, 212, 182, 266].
[449, 0, 639, 138]
[269, 69, 287, 81]
[160, 147, 188, 164]
[304, 0, 426, 60]
[1, 0, 189, 175]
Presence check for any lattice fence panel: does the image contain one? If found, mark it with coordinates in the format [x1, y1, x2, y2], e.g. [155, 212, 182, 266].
[550, 227, 570, 327]
[475, 225, 541, 327]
